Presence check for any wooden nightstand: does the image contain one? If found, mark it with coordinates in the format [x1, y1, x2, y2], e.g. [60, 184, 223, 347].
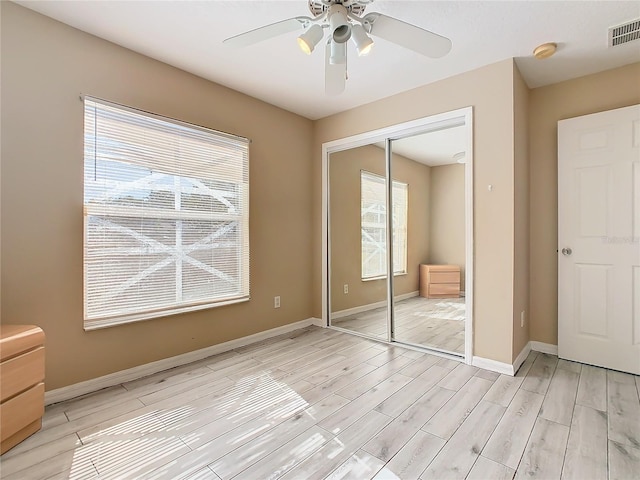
[419, 264, 461, 299]
[0, 325, 45, 454]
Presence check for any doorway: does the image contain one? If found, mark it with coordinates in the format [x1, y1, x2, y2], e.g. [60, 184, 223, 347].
[322, 108, 474, 362]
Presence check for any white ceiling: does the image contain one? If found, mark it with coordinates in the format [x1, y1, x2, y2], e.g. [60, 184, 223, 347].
[15, 0, 640, 120]
[375, 124, 467, 167]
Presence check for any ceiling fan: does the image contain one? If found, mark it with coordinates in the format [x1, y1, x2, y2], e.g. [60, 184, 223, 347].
[223, 0, 452, 95]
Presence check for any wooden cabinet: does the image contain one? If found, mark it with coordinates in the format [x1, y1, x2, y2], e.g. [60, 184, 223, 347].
[420, 264, 461, 299]
[0, 325, 45, 454]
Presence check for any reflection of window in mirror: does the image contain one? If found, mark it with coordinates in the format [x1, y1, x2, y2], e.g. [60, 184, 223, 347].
[360, 171, 408, 280]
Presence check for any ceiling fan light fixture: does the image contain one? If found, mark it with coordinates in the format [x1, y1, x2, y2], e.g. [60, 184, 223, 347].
[329, 39, 346, 65]
[329, 4, 352, 44]
[297, 24, 324, 55]
[351, 24, 374, 56]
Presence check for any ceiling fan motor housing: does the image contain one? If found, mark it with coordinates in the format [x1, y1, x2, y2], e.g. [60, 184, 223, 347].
[307, 0, 368, 18]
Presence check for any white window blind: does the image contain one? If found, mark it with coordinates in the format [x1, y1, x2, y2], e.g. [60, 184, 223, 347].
[361, 171, 408, 279]
[83, 97, 250, 330]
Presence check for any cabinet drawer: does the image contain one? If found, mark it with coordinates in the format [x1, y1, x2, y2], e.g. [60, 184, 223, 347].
[0, 382, 44, 443]
[429, 271, 460, 284]
[0, 347, 45, 401]
[429, 283, 460, 296]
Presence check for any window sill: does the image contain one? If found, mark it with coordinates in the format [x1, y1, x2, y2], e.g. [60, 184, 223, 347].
[84, 296, 250, 331]
[361, 272, 407, 282]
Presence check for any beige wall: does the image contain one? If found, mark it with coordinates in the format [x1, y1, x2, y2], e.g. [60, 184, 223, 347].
[0, 3, 314, 390]
[528, 62, 640, 346]
[329, 145, 430, 313]
[428, 163, 465, 292]
[512, 64, 530, 359]
[314, 59, 518, 364]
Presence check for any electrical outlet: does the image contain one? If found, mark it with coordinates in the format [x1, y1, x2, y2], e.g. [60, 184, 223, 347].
[274, 296, 281, 308]
[343, 284, 349, 294]
[520, 310, 525, 327]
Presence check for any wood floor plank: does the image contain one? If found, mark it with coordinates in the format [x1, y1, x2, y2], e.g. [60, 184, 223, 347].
[467, 456, 514, 480]
[483, 374, 524, 407]
[1, 446, 98, 480]
[608, 440, 640, 480]
[181, 379, 314, 450]
[483, 389, 545, 469]
[0, 433, 82, 478]
[556, 358, 582, 373]
[371, 430, 444, 480]
[89, 434, 191, 478]
[608, 377, 640, 448]
[397, 354, 440, 378]
[41, 410, 70, 431]
[421, 377, 493, 440]
[279, 410, 391, 480]
[230, 426, 333, 480]
[364, 386, 454, 462]
[539, 367, 579, 425]
[421, 400, 505, 479]
[437, 364, 478, 391]
[2, 397, 147, 458]
[475, 369, 500, 381]
[513, 418, 569, 480]
[325, 449, 385, 480]
[208, 394, 350, 479]
[515, 351, 538, 378]
[335, 356, 413, 400]
[521, 353, 558, 395]
[375, 367, 449, 418]
[561, 404, 608, 480]
[576, 364, 607, 412]
[319, 373, 413, 435]
[185, 467, 222, 480]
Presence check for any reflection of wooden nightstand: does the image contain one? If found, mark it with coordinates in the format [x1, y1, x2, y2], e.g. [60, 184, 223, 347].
[420, 265, 461, 298]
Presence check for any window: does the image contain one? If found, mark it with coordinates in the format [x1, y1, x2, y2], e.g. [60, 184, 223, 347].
[83, 97, 249, 329]
[361, 171, 408, 280]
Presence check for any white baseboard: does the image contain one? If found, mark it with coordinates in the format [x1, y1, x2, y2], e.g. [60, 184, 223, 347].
[513, 342, 532, 375]
[530, 341, 558, 355]
[331, 291, 419, 319]
[45, 318, 320, 405]
[472, 356, 514, 376]
[473, 340, 558, 378]
[310, 317, 326, 327]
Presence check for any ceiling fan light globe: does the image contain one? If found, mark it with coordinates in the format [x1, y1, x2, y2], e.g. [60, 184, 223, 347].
[297, 24, 324, 55]
[351, 24, 374, 56]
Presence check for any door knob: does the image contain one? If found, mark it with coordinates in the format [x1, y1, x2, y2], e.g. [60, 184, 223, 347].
[561, 247, 572, 256]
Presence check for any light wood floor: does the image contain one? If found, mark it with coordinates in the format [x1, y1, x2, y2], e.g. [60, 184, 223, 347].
[2, 326, 639, 480]
[332, 296, 465, 354]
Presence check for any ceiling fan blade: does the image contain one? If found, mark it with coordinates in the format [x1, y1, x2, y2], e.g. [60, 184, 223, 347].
[224, 17, 311, 48]
[325, 42, 346, 96]
[364, 13, 452, 58]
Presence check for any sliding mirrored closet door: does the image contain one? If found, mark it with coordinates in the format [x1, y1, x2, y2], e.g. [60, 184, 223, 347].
[328, 142, 388, 340]
[326, 107, 472, 360]
[390, 129, 467, 355]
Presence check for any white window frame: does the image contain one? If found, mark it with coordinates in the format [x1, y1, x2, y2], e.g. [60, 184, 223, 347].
[83, 97, 250, 330]
[360, 171, 408, 280]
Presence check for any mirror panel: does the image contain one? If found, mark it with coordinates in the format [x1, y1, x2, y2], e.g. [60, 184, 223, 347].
[391, 128, 466, 354]
[329, 144, 388, 340]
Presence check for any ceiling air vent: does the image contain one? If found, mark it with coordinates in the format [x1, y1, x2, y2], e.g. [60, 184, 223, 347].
[608, 19, 640, 47]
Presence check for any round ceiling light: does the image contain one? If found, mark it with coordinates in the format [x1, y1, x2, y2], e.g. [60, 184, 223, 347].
[533, 42, 557, 59]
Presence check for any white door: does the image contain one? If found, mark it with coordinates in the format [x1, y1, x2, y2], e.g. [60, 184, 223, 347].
[558, 104, 640, 375]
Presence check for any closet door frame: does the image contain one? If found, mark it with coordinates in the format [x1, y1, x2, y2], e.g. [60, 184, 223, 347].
[322, 107, 474, 364]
